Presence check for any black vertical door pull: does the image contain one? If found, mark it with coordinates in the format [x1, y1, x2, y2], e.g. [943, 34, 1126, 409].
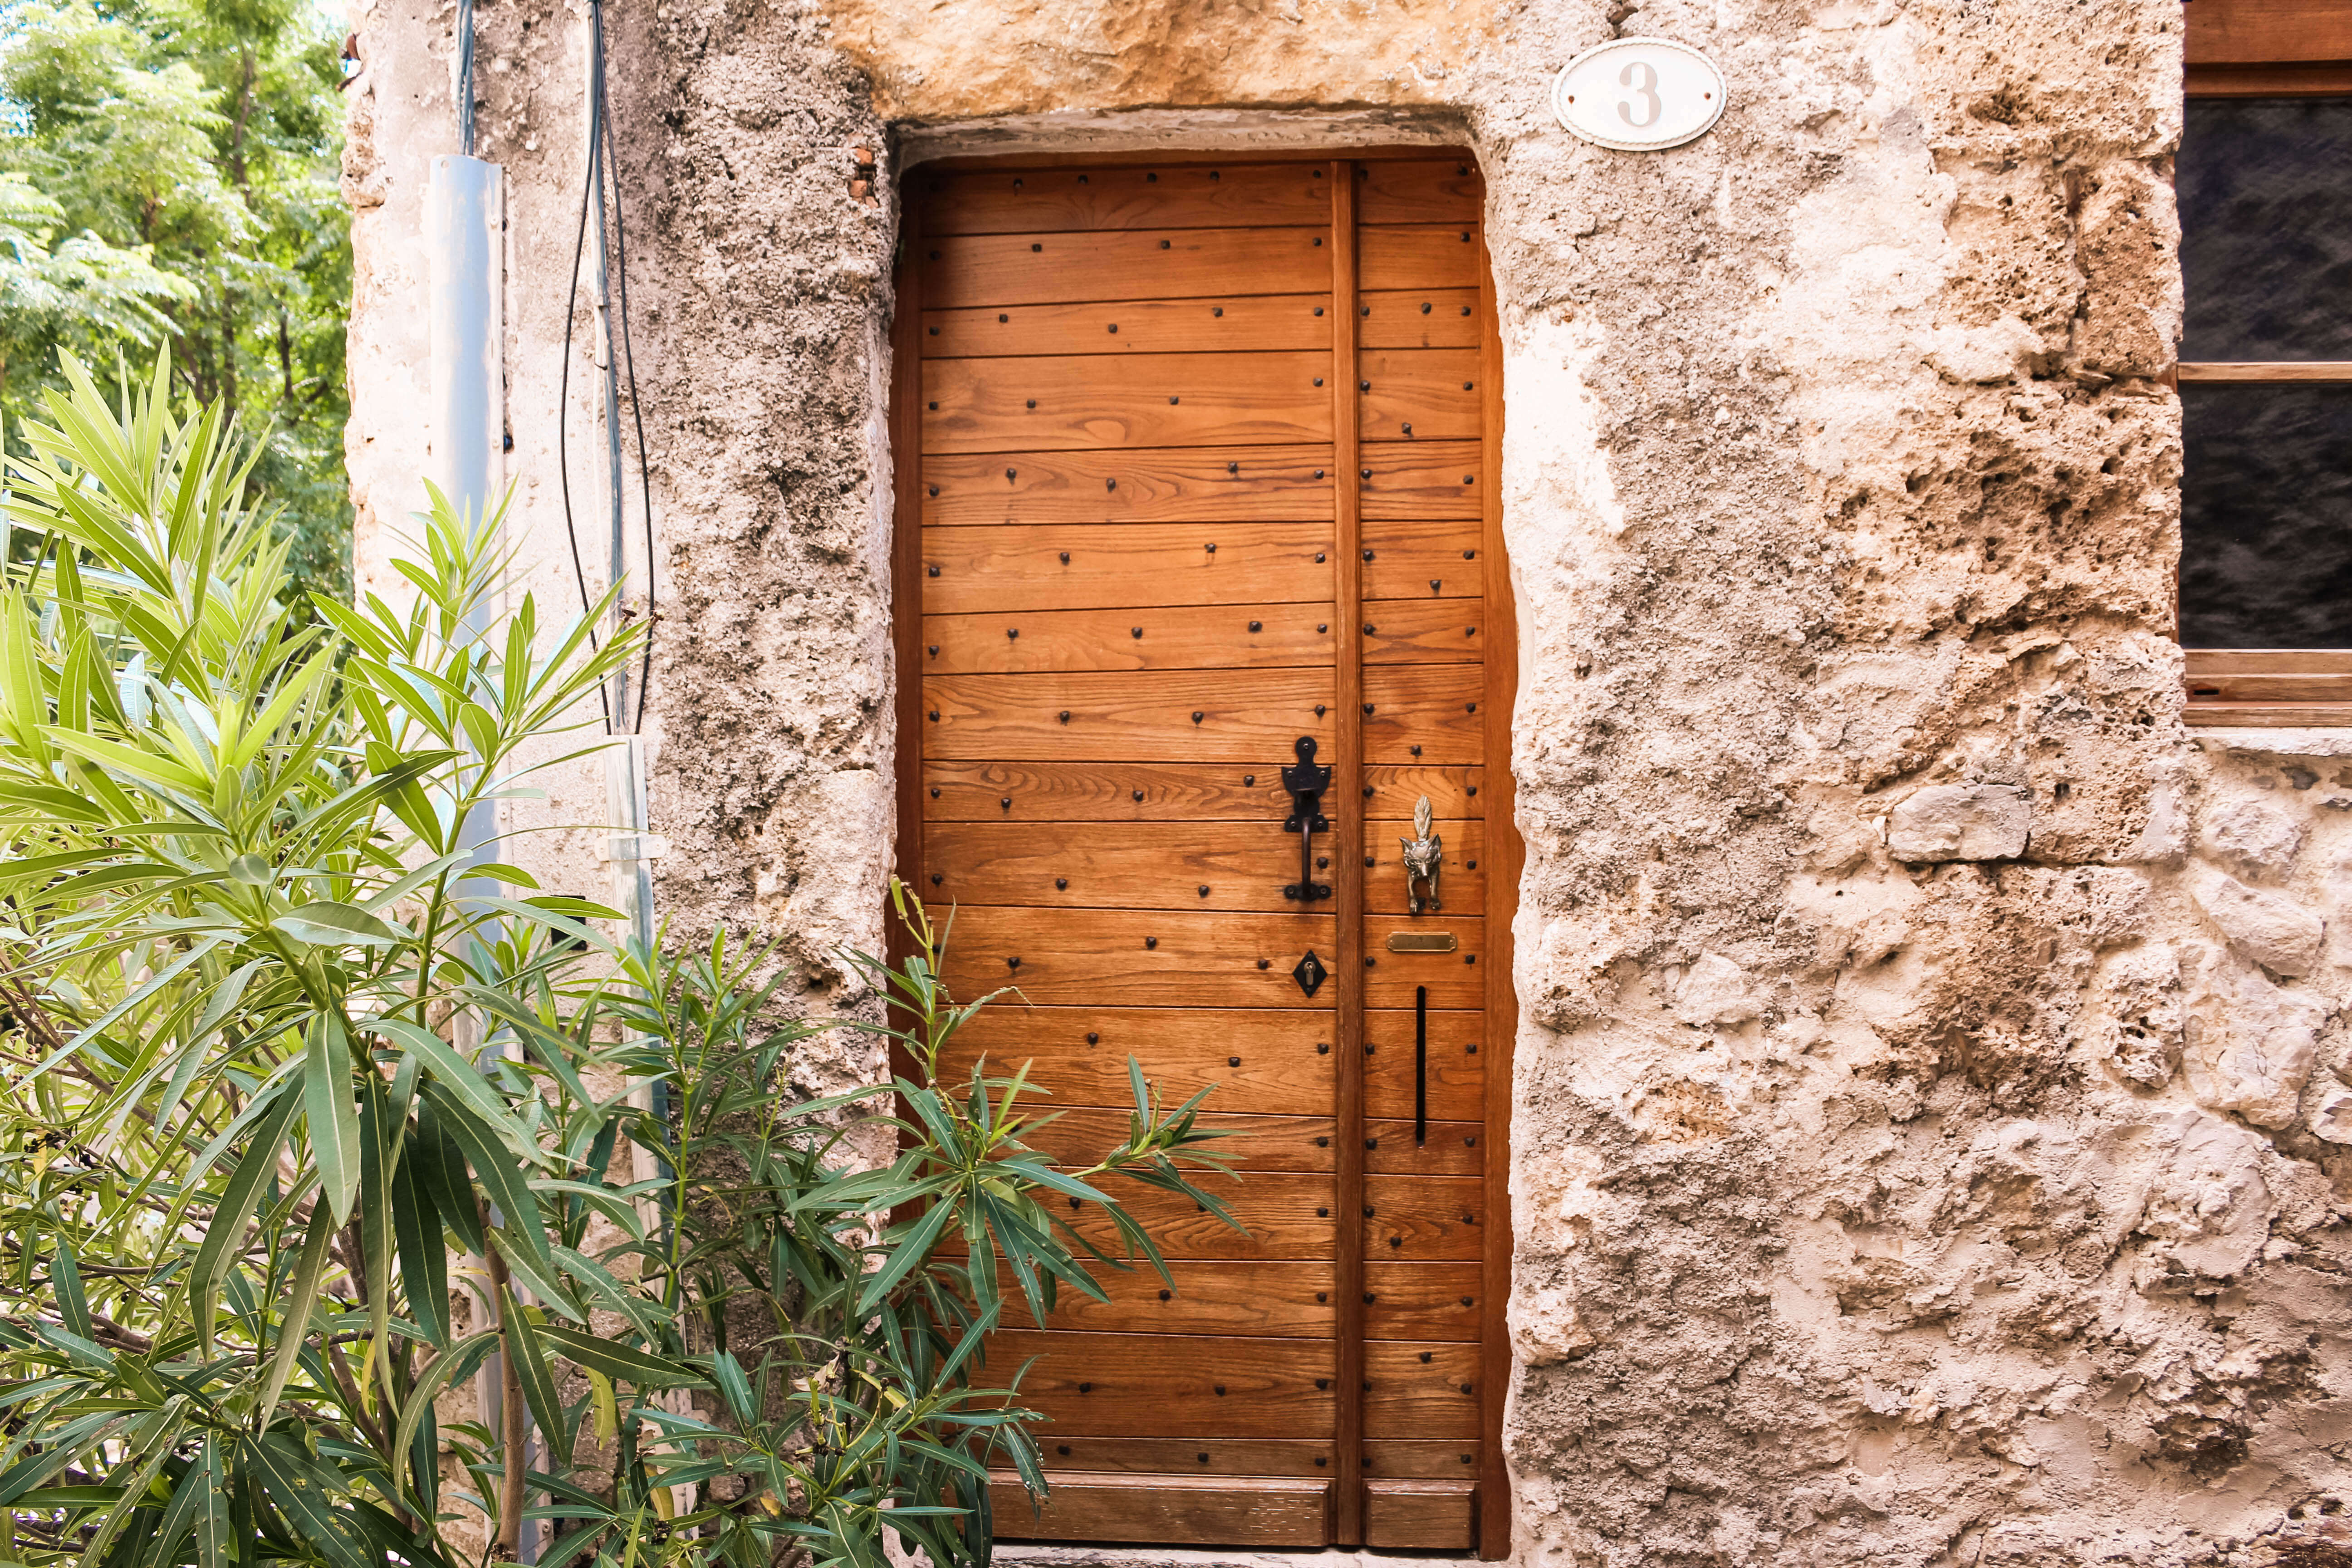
[1281, 735, 1332, 902]
[1415, 985, 1428, 1146]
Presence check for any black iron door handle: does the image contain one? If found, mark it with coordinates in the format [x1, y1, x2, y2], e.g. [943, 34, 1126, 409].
[1281, 735, 1332, 902]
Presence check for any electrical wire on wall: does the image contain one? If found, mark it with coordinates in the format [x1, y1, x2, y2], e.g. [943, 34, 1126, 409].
[557, 0, 658, 736]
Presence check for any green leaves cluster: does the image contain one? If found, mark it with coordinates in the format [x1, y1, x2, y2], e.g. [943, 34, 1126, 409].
[0, 361, 1239, 1568]
[0, 0, 353, 602]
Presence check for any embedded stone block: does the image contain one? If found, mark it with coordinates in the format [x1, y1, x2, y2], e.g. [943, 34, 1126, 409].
[1886, 783, 2031, 863]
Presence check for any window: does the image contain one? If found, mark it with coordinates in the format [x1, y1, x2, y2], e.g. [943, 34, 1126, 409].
[2177, 0, 2352, 723]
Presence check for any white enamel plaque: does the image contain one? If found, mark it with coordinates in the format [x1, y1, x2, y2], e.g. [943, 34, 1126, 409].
[1551, 38, 1726, 152]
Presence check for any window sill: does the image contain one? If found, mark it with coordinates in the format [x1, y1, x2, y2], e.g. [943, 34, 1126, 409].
[2184, 651, 2352, 730]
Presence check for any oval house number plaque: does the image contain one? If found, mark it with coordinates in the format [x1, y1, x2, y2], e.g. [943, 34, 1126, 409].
[1552, 37, 1726, 151]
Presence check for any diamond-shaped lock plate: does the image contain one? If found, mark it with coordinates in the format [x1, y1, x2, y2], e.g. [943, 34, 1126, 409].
[1293, 949, 1328, 998]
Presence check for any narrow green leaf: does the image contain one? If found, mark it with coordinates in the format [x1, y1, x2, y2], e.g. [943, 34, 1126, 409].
[501, 1290, 572, 1469]
[241, 1432, 373, 1568]
[189, 1089, 302, 1352]
[535, 1326, 701, 1390]
[392, 1149, 451, 1347]
[273, 900, 402, 949]
[304, 1016, 362, 1227]
[256, 1200, 335, 1428]
[49, 1244, 90, 1343]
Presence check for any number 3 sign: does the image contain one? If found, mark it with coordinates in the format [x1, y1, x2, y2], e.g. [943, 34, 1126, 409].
[1551, 37, 1727, 151]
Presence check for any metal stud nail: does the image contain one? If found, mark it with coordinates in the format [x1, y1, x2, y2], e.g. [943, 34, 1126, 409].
[1361, 468, 1372, 480]
[1314, 377, 1324, 387]
[1160, 1289, 1171, 1301]
[1363, 702, 1375, 715]
[1058, 710, 1070, 724]
[927, 484, 938, 496]
[1431, 578, 1443, 591]
[1411, 745, 1422, 757]
[1086, 1032, 1099, 1044]
[1244, 774, 1255, 785]
[1160, 239, 1171, 249]
[926, 564, 940, 576]
[1364, 622, 1375, 635]
[1313, 306, 1325, 316]
[1132, 627, 1143, 637]
[1107, 477, 1117, 490]
[1059, 551, 1070, 563]
[1024, 400, 1035, 409]
[929, 787, 940, 798]
[927, 644, 939, 656]
[1467, 701, 1478, 713]
[1464, 474, 1475, 484]
[1360, 304, 1371, 316]
[1107, 323, 1117, 333]
[1169, 396, 1180, 404]
[1192, 710, 1205, 723]
[928, 710, 940, 720]
[1133, 789, 1145, 802]
[1402, 422, 1413, 435]
[1213, 306, 1224, 316]
[1317, 1292, 1329, 1303]
[999, 313, 1009, 323]
[1318, 622, 1328, 632]
[1421, 301, 1433, 314]
[1315, 704, 1327, 717]
[1007, 627, 1019, 639]
[1250, 620, 1263, 632]
[1315, 554, 1327, 564]
[1359, 380, 1371, 391]
[1421, 1352, 1433, 1363]
[1315, 469, 1326, 479]
[1363, 785, 1375, 797]
[1056, 878, 1068, 890]
[1317, 1044, 1330, 1054]
[1364, 1293, 1376, 1304]
[1365, 855, 1375, 867]
[1363, 548, 1375, 561]
[1205, 542, 1217, 553]
[930, 874, 942, 885]
[1199, 885, 1211, 898]
[1000, 797, 1011, 810]
[1467, 785, 1478, 796]
[1215, 1385, 1226, 1395]
[1007, 956, 1021, 969]
[1145, 937, 1157, 950]
[1258, 958, 1271, 970]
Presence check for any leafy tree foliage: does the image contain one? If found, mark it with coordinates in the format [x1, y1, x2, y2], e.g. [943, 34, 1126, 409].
[0, 0, 352, 601]
[0, 362, 1236, 1568]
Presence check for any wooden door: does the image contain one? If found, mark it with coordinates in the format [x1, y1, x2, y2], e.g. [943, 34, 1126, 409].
[891, 152, 1518, 1557]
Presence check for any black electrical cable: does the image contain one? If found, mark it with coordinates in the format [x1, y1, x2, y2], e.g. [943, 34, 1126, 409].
[554, 0, 611, 730]
[600, 44, 657, 735]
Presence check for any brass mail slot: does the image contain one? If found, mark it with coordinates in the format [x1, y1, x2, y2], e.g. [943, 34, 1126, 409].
[1386, 931, 1458, 954]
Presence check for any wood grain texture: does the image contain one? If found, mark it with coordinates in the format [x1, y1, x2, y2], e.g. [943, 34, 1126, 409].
[1363, 1263, 1483, 1341]
[941, 1005, 1332, 1113]
[1358, 289, 1481, 348]
[1362, 597, 1485, 664]
[1365, 764, 1485, 819]
[1362, 1479, 1476, 1550]
[1000, 1260, 1338, 1338]
[979, 1330, 1336, 1437]
[922, 601, 1337, 675]
[1363, 917, 1485, 1007]
[1357, 225, 1483, 291]
[2185, 650, 2352, 674]
[1003, 1175, 1334, 1261]
[923, 669, 1336, 760]
[1364, 664, 1485, 763]
[1354, 158, 1484, 225]
[1362, 1441, 1486, 1480]
[1368, 1120, 1484, 1176]
[1360, 440, 1483, 519]
[2182, 673, 2352, 703]
[1016, 1108, 1338, 1173]
[929, 821, 1341, 913]
[922, 522, 1332, 614]
[920, 163, 1335, 234]
[1364, 1340, 1480, 1437]
[922, 445, 1334, 526]
[1029, 1438, 1336, 1475]
[2184, 0, 2352, 64]
[929, 906, 1338, 1008]
[2182, 704, 2352, 726]
[923, 351, 1332, 454]
[1363, 1176, 1485, 1262]
[924, 227, 1332, 309]
[1359, 349, 1483, 441]
[1363, 817, 1485, 915]
[988, 1473, 1332, 1546]
[1364, 1007, 1484, 1120]
[1362, 517, 1483, 599]
[923, 761, 1294, 821]
[924, 295, 1331, 358]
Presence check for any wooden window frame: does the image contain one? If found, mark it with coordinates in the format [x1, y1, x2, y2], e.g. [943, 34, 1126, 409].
[885, 146, 1522, 1558]
[2179, 0, 2352, 723]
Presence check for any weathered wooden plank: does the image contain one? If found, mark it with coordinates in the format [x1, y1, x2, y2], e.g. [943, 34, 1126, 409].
[940, 1005, 1330, 1113]
[1360, 440, 1483, 519]
[923, 670, 1336, 760]
[1364, 1340, 1481, 1437]
[1363, 1007, 1484, 1121]
[924, 228, 1333, 309]
[942, 1176, 1331, 1261]
[922, 602, 1337, 675]
[922, 445, 1335, 526]
[1358, 289, 1482, 349]
[2181, 672, 2352, 703]
[1368, 1120, 1484, 1176]
[928, 821, 1338, 912]
[1364, 764, 1485, 819]
[989, 1473, 1332, 1546]
[1363, 1176, 1485, 1262]
[1362, 1478, 1476, 1549]
[1362, 597, 1485, 664]
[929, 906, 1338, 1009]
[923, 351, 1332, 454]
[1357, 225, 1483, 291]
[1363, 917, 1485, 1007]
[1000, 1260, 1338, 1338]
[920, 163, 1334, 235]
[1355, 158, 1484, 224]
[1362, 1441, 1486, 1480]
[924, 761, 1293, 822]
[924, 295, 1332, 358]
[1362, 515, 1483, 600]
[1359, 348, 1484, 441]
[1363, 664, 1485, 763]
[922, 523, 1333, 614]
[1363, 816, 1485, 915]
[1363, 1263, 1484, 1341]
[1015, 1108, 1337, 1173]
[978, 1330, 1336, 1437]
[1029, 1438, 1337, 1476]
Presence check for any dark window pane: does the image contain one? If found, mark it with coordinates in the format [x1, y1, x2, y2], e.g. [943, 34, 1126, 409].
[2180, 382, 2352, 647]
[2178, 98, 2352, 361]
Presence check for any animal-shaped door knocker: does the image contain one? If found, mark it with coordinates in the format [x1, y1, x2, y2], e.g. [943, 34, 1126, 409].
[1401, 794, 1443, 915]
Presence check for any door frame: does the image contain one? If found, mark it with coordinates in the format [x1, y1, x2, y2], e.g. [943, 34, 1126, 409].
[885, 146, 1521, 1558]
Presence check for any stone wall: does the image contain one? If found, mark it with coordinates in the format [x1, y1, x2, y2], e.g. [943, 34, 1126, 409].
[341, 0, 2352, 1558]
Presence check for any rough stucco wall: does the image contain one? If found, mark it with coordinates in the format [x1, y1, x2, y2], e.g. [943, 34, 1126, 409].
[342, 0, 2352, 1560]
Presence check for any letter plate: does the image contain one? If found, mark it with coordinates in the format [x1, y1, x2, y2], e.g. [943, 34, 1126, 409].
[1387, 931, 1457, 954]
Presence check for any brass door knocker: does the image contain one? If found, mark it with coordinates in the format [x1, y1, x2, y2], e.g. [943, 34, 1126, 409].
[1401, 794, 1442, 915]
